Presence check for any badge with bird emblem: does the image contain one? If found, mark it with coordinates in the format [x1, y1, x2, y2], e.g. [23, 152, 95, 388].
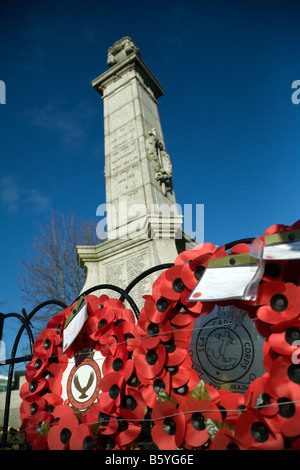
[64, 351, 103, 411]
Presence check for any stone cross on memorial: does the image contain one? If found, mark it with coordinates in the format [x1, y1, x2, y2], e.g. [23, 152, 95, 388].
[77, 37, 195, 309]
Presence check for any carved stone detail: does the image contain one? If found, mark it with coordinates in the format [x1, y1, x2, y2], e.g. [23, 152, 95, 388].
[146, 128, 173, 195]
[107, 36, 140, 67]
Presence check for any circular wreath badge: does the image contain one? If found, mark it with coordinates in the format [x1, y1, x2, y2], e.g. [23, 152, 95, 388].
[20, 219, 300, 450]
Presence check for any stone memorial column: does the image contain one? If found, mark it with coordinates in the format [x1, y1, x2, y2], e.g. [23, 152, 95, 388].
[77, 37, 196, 309]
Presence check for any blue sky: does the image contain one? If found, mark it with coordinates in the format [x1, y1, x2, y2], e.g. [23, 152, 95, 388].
[1, 0, 300, 355]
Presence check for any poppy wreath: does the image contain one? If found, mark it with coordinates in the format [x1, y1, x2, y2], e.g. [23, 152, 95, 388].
[20, 219, 300, 450]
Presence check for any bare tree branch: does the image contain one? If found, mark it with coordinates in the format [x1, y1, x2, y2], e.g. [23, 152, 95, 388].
[18, 211, 98, 325]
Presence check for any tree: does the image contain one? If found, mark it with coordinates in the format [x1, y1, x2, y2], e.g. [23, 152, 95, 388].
[19, 212, 99, 325]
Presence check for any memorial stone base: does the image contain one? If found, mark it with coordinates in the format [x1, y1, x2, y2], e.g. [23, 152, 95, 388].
[77, 222, 196, 311]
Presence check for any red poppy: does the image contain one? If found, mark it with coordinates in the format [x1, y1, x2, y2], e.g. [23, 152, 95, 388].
[261, 260, 288, 283]
[106, 298, 136, 324]
[181, 292, 215, 315]
[115, 390, 146, 448]
[290, 219, 300, 230]
[98, 372, 125, 413]
[118, 317, 137, 351]
[170, 371, 200, 405]
[262, 341, 278, 373]
[98, 324, 128, 358]
[115, 306, 136, 324]
[45, 362, 69, 396]
[181, 248, 228, 314]
[82, 402, 119, 435]
[47, 350, 67, 372]
[20, 378, 47, 401]
[217, 389, 245, 425]
[229, 243, 251, 255]
[164, 341, 188, 367]
[174, 247, 207, 267]
[256, 281, 300, 325]
[20, 396, 47, 425]
[69, 423, 95, 450]
[180, 252, 213, 292]
[179, 262, 203, 293]
[151, 401, 186, 450]
[87, 294, 135, 322]
[43, 391, 64, 413]
[133, 342, 166, 381]
[47, 308, 69, 330]
[178, 262, 217, 313]
[154, 264, 210, 317]
[114, 415, 142, 449]
[166, 354, 196, 389]
[133, 316, 172, 350]
[25, 354, 49, 380]
[162, 336, 183, 363]
[170, 321, 193, 350]
[152, 265, 185, 301]
[32, 434, 48, 450]
[169, 308, 198, 332]
[96, 434, 121, 450]
[244, 374, 277, 418]
[143, 294, 176, 324]
[263, 383, 300, 438]
[84, 299, 135, 352]
[33, 328, 62, 359]
[20, 410, 54, 443]
[141, 370, 171, 409]
[119, 388, 146, 419]
[86, 294, 110, 313]
[47, 410, 81, 450]
[209, 427, 241, 450]
[205, 383, 221, 403]
[20, 372, 62, 416]
[268, 320, 300, 356]
[262, 223, 290, 239]
[20, 338, 69, 440]
[234, 409, 284, 450]
[174, 242, 221, 266]
[83, 309, 112, 343]
[125, 370, 142, 391]
[179, 397, 222, 449]
[268, 355, 300, 399]
[102, 353, 134, 381]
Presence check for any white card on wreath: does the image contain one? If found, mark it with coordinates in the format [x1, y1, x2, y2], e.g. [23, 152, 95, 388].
[188, 265, 259, 301]
[262, 240, 300, 260]
[250, 229, 300, 261]
[188, 253, 263, 302]
[63, 297, 88, 353]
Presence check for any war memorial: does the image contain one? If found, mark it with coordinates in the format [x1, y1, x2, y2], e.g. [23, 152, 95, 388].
[2, 37, 300, 451]
[76, 36, 196, 309]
